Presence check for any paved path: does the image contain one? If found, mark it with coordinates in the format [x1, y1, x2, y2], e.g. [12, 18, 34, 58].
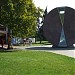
[49, 49, 75, 58]
[1, 44, 75, 58]
[13, 45, 75, 58]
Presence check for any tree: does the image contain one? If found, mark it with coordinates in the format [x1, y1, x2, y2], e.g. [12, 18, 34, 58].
[0, 0, 42, 38]
[0, 0, 43, 49]
[36, 7, 46, 43]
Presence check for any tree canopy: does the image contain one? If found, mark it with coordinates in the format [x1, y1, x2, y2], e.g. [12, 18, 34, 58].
[0, 0, 43, 38]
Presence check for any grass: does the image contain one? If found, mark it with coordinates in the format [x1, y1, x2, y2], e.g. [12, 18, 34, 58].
[31, 41, 51, 46]
[0, 50, 75, 75]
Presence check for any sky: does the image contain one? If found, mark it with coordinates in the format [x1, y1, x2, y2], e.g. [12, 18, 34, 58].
[33, 0, 75, 12]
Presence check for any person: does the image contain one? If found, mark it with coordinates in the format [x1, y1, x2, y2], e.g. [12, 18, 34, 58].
[29, 39, 32, 46]
[7, 35, 11, 49]
[23, 39, 26, 45]
[1, 38, 5, 48]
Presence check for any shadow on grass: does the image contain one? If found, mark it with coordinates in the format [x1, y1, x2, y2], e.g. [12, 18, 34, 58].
[0, 47, 18, 52]
[26, 46, 75, 51]
[0, 47, 7, 50]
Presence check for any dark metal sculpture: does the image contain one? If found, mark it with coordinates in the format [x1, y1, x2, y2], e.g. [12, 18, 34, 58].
[43, 7, 75, 47]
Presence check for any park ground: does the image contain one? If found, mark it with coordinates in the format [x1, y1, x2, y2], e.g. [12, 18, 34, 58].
[0, 42, 75, 75]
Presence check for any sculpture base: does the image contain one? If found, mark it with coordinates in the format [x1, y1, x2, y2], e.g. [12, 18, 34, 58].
[52, 45, 74, 48]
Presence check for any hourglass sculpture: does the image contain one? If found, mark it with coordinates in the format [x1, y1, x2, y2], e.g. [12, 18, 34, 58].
[43, 7, 75, 47]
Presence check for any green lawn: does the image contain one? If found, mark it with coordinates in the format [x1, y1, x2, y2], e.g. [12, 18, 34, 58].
[32, 41, 51, 46]
[0, 50, 75, 75]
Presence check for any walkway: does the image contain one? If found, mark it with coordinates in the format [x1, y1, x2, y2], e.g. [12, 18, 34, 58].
[49, 49, 75, 58]
[12, 45, 75, 58]
[0, 44, 75, 58]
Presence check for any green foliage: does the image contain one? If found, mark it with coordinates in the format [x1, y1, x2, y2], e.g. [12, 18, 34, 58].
[0, 0, 43, 38]
[36, 7, 44, 18]
[0, 50, 75, 75]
